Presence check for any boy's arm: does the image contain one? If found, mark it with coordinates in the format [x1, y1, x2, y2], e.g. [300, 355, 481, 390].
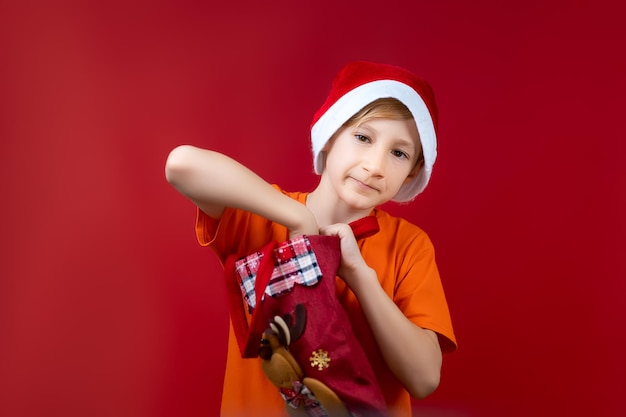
[320, 223, 443, 400]
[165, 145, 318, 238]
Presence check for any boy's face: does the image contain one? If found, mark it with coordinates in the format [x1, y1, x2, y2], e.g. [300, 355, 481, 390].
[321, 117, 422, 211]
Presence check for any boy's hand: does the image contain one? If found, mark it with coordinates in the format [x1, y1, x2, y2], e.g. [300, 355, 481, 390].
[319, 223, 376, 290]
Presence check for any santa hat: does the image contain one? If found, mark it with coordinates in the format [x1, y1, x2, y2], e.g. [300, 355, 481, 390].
[310, 61, 438, 202]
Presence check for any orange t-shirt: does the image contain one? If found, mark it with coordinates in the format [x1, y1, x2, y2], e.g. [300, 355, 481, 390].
[195, 187, 457, 417]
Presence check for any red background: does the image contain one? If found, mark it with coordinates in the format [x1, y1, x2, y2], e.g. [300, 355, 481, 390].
[1, 1, 624, 416]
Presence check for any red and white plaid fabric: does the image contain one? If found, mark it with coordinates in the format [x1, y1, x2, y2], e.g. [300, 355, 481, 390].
[280, 380, 328, 417]
[234, 236, 323, 309]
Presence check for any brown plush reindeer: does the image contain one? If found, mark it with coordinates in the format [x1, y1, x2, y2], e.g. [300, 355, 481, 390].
[258, 304, 351, 417]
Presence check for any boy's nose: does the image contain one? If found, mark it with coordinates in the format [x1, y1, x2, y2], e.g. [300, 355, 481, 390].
[362, 149, 385, 177]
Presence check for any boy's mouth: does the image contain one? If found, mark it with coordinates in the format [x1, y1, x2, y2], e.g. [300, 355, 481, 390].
[349, 176, 379, 192]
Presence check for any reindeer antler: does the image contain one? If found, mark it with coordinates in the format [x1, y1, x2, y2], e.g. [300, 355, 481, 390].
[266, 303, 307, 348]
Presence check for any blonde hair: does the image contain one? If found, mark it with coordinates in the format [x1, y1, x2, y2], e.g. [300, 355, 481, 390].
[343, 98, 424, 163]
[345, 97, 412, 125]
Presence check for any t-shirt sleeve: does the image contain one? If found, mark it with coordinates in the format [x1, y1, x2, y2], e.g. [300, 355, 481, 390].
[393, 229, 457, 352]
[193, 185, 291, 264]
[195, 208, 220, 247]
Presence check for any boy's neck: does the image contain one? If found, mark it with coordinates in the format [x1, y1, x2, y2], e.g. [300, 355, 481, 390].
[306, 187, 374, 228]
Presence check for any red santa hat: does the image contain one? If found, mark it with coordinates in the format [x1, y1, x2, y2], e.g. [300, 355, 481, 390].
[310, 61, 439, 202]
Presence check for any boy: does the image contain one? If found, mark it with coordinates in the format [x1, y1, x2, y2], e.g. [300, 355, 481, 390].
[165, 61, 457, 416]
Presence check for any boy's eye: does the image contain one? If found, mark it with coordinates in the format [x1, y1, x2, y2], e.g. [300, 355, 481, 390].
[354, 134, 370, 143]
[392, 150, 409, 159]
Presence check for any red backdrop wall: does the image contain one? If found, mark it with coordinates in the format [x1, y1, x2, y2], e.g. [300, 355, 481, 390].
[1, 1, 624, 416]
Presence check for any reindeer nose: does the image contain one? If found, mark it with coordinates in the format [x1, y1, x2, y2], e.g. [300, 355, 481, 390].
[259, 338, 273, 360]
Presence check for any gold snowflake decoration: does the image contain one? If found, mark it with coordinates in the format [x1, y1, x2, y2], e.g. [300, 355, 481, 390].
[309, 349, 331, 371]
